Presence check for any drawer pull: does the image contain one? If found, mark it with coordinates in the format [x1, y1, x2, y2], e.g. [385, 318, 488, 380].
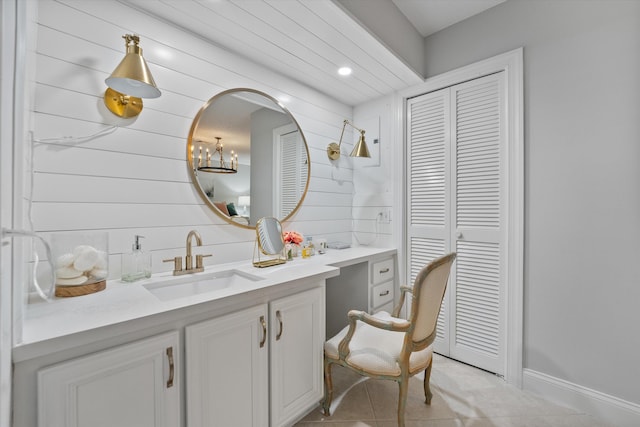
[166, 347, 174, 388]
[379, 268, 390, 274]
[259, 315, 267, 348]
[276, 310, 283, 341]
[379, 290, 390, 297]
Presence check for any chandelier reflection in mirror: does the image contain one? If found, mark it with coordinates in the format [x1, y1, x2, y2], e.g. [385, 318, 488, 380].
[193, 137, 238, 174]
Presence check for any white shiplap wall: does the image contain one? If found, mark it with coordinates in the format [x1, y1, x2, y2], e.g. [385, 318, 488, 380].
[351, 95, 396, 248]
[27, 0, 357, 288]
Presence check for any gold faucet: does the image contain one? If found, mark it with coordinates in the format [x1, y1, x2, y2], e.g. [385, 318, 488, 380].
[185, 230, 202, 270]
[163, 230, 212, 276]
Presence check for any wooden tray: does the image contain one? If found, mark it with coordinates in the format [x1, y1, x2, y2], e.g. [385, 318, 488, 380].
[55, 280, 106, 298]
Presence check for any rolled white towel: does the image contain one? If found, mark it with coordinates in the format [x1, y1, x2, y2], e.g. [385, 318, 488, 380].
[55, 253, 75, 269]
[94, 251, 108, 270]
[56, 266, 84, 279]
[73, 245, 99, 272]
[56, 276, 88, 286]
[89, 268, 108, 280]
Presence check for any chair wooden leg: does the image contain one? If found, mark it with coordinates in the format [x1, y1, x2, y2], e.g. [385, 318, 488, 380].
[424, 359, 433, 404]
[321, 358, 333, 416]
[397, 378, 409, 427]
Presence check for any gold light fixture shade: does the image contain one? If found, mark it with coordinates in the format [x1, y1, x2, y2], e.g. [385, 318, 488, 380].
[327, 119, 371, 160]
[350, 131, 371, 158]
[105, 35, 160, 98]
[104, 35, 160, 117]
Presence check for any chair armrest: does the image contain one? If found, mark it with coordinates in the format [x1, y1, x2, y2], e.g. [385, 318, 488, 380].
[337, 310, 411, 359]
[350, 310, 411, 331]
[392, 285, 413, 317]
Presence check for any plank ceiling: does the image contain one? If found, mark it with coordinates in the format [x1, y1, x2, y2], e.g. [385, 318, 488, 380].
[123, 0, 424, 106]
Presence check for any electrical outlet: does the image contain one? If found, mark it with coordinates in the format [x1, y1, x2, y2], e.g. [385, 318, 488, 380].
[380, 209, 391, 224]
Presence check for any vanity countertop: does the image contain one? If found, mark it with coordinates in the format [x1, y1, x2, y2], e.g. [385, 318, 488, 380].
[15, 246, 396, 362]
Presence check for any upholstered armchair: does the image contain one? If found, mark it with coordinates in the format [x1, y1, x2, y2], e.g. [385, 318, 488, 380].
[322, 253, 456, 427]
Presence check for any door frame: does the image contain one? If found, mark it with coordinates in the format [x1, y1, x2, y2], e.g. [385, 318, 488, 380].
[393, 48, 524, 386]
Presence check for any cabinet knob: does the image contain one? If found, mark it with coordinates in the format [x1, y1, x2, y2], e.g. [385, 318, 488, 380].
[379, 290, 390, 297]
[379, 268, 390, 274]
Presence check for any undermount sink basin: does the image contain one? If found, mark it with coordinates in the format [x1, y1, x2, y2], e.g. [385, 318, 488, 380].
[143, 269, 264, 301]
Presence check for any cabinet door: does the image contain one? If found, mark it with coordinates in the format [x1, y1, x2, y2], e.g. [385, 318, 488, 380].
[270, 286, 325, 427]
[185, 304, 268, 427]
[37, 331, 180, 427]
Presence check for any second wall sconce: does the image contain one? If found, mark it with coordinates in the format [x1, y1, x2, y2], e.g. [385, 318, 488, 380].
[327, 119, 371, 160]
[104, 34, 161, 118]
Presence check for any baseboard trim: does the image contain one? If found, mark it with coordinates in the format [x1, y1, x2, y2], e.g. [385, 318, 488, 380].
[523, 369, 640, 427]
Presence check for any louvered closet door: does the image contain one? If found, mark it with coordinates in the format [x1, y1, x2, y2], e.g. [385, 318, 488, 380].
[407, 73, 506, 375]
[407, 89, 453, 354]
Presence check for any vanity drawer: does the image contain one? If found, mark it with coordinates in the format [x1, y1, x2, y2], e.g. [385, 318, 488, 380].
[371, 281, 394, 309]
[372, 259, 394, 285]
[373, 300, 395, 315]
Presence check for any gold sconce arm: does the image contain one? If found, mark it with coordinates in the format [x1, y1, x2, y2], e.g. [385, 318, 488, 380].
[327, 119, 371, 160]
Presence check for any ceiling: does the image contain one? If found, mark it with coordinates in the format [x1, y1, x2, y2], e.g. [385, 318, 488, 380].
[391, 0, 506, 37]
[124, 0, 505, 106]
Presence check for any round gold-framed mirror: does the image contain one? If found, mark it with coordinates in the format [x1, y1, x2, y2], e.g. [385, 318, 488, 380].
[187, 88, 310, 229]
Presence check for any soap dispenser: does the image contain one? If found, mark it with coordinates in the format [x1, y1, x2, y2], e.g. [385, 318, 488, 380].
[121, 235, 152, 282]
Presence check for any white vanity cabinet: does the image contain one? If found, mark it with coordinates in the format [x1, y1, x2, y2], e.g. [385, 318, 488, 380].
[37, 331, 180, 427]
[16, 248, 393, 427]
[185, 304, 269, 427]
[269, 286, 324, 427]
[185, 286, 325, 427]
[370, 257, 396, 313]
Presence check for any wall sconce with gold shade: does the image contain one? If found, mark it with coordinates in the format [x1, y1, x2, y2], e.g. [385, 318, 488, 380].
[327, 119, 371, 160]
[104, 34, 161, 118]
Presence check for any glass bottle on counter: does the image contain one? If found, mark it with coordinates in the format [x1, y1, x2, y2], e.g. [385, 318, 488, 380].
[121, 235, 152, 282]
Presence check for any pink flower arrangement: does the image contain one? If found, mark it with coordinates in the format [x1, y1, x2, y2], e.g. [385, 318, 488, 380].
[283, 230, 303, 246]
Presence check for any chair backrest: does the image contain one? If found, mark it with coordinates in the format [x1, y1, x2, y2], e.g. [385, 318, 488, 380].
[409, 253, 456, 344]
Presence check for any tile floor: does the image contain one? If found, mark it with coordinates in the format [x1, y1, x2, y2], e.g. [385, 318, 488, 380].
[295, 354, 613, 427]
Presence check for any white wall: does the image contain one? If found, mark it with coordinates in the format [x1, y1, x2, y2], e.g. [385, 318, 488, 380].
[250, 107, 290, 222]
[0, 1, 18, 423]
[23, 0, 356, 307]
[422, 0, 640, 409]
[352, 95, 396, 249]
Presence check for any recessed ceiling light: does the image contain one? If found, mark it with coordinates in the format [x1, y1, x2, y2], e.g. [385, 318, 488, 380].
[338, 67, 352, 76]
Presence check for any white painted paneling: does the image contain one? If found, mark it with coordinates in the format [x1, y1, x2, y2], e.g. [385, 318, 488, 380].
[32, 174, 195, 204]
[33, 114, 185, 159]
[22, 0, 358, 293]
[33, 145, 189, 182]
[121, 0, 423, 106]
[352, 95, 395, 249]
[14, 0, 364, 343]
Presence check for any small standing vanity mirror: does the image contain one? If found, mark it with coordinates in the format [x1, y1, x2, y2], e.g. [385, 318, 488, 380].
[187, 88, 310, 229]
[253, 217, 287, 268]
